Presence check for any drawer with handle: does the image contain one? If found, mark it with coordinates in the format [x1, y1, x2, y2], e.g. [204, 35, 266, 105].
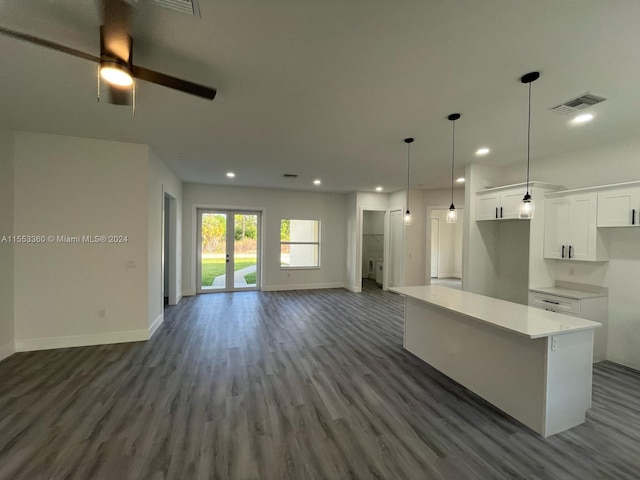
[528, 292, 581, 316]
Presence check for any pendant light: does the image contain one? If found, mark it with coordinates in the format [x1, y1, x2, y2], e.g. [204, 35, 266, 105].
[446, 113, 461, 223]
[404, 138, 414, 225]
[519, 71, 540, 219]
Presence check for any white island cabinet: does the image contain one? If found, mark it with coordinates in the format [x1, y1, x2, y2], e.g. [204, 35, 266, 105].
[391, 285, 601, 437]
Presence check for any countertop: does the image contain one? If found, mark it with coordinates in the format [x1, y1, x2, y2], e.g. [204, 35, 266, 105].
[529, 286, 607, 300]
[390, 285, 601, 339]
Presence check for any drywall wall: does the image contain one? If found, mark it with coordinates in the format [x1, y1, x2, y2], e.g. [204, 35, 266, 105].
[389, 189, 425, 286]
[182, 183, 347, 293]
[148, 149, 182, 333]
[13, 132, 150, 350]
[0, 124, 14, 361]
[463, 164, 501, 296]
[496, 136, 640, 370]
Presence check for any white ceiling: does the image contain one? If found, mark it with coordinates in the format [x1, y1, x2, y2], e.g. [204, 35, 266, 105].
[1, 0, 639, 193]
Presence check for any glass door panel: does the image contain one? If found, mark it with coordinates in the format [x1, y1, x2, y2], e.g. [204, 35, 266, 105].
[199, 212, 228, 291]
[233, 213, 259, 289]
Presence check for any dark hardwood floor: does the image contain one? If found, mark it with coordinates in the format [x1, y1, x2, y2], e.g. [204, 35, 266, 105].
[0, 280, 639, 479]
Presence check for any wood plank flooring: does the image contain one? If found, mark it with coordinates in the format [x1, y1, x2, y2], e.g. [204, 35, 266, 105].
[0, 280, 639, 479]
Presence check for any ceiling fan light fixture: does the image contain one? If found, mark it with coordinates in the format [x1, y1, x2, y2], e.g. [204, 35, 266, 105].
[100, 60, 133, 87]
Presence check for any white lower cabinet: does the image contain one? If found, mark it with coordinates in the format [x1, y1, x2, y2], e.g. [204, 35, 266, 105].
[529, 289, 607, 362]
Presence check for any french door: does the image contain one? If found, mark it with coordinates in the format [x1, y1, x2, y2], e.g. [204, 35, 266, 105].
[197, 209, 261, 293]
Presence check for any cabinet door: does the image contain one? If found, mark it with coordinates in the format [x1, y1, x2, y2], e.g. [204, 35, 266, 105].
[568, 193, 598, 261]
[501, 188, 527, 219]
[544, 198, 568, 259]
[597, 188, 640, 227]
[475, 193, 500, 221]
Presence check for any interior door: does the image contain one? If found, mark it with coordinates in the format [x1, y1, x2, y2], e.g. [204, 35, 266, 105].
[389, 209, 404, 287]
[430, 217, 439, 278]
[197, 210, 260, 293]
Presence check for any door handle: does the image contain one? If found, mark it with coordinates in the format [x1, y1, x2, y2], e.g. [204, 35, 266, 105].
[568, 245, 572, 259]
[561, 245, 565, 258]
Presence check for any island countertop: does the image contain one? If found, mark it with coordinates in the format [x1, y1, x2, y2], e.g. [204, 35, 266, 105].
[390, 285, 601, 339]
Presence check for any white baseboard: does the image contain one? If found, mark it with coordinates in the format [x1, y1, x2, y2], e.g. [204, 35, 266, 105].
[148, 313, 163, 338]
[262, 282, 345, 292]
[344, 284, 362, 293]
[0, 341, 15, 362]
[182, 289, 196, 297]
[15, 329, 150, 352]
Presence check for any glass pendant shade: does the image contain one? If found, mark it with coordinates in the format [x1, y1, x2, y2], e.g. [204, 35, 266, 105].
[446, 204, 458, 223]
[404, 209, 412, 226]
[519, 194, 535, 219]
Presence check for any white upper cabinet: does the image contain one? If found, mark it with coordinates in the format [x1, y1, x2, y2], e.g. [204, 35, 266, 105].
[476, 182, 563, 221]
[544, 192, 608, 261]
[597, 186, 640, 227]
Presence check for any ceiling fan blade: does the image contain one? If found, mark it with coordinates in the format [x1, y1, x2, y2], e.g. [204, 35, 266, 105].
[100, 0, 133, 63]
[132, 65, 217, 100]
[106, 84, 132, 105]
[0, 25, 99, 63]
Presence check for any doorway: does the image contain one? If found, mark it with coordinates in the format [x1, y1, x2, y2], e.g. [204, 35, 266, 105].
[429, 208, 463, 289]
[163, 192, 178, 305]
[197, 209, 261, 293]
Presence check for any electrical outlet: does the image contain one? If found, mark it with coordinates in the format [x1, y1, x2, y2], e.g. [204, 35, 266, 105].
[568, 267, 575, 276]
[98, 309, 106, 319]
[551, 337, 558, 351]
[126, 260, 136, 269]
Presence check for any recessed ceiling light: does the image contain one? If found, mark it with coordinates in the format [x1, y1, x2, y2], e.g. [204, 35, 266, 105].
[226, 172, 235, 178]
[475, 147, 490, 156]
[313, 179, 321, 185]
[456, 177, 465, 183]
[571, 113, 594, 124]
[375, 186, 383, 192]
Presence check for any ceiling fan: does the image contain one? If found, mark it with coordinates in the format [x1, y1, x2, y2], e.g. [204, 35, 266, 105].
[0, 0, 216, 106]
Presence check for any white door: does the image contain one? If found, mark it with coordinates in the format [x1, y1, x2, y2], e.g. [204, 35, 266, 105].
[544, 198, 568, 259]
[597, 188, 640, 227]
[475, 193, 500, 221]
[389, 209, 404, 287]
[430, 218, 439, 278]
[568, 193, 597, 261]
[501, 188, 527, 219]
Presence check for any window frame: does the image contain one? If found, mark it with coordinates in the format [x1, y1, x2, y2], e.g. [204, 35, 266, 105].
[280, 219, 321, 269]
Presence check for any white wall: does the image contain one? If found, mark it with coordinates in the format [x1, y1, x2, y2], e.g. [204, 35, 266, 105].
[389, 189, 426, 286]
[0, 124, 14, 360]
[182, 183, 347, 293]
[148, 149, 182, 333]
[498, 136, 640, 370]
[13, 133, 151, 350]
[463, 164, 501, 296]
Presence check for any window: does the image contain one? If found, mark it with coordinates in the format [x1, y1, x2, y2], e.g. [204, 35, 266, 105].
[280, 219, 320, 268]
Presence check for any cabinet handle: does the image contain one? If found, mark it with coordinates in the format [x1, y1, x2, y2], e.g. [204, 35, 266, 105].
[562, 245, 565, 258]
[542, 299, 560, 305]
[568, 245, 572, 259]
[633, 209, 636, 225]
[500, 206, 503, 218]
[495, 207, 498, 219]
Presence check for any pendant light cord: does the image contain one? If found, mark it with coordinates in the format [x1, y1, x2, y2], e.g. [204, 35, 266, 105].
[451, 120, 456, 205]
[406, 142, 411, 209]
[526, 81, 532, 195]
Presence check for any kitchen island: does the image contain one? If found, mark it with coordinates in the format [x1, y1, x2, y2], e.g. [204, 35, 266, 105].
[391, 285, 601, 437]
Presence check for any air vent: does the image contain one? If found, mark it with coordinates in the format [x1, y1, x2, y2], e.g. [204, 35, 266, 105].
[283, 174, 299, 179]
[148, 0, 200, 16]
[549, 92, 606, 115]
